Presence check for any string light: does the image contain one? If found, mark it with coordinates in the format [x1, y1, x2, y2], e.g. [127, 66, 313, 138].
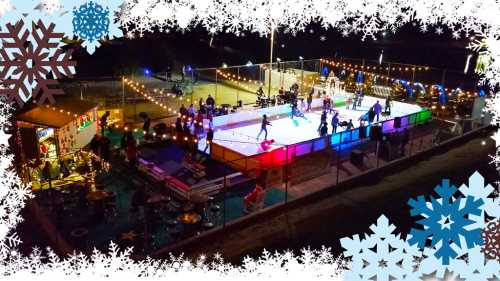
[123, 77, 191, 113]
[216, 68, 321, 93]
[321, 59, 478, 96]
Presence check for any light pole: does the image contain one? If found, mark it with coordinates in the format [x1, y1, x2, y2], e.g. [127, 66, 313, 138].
[267, 22, 275, 100]
[299, 56, 304, 95]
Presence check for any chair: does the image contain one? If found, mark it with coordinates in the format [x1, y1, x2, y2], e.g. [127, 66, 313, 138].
[244, 190, 266, 214]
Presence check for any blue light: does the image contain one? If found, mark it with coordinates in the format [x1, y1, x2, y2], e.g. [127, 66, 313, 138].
[322, 66, 329, 77]
[144, 68, 152, 76]
[479, 88, 486, 97]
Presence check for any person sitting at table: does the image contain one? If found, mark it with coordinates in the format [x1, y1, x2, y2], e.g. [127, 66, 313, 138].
[244, 184, 266, 213]
[58, 158, 70, 179]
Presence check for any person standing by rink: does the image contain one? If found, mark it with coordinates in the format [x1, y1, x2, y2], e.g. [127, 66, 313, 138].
[373, 100, 382, 122]
[257, 114, 271, 140]
[346, 119, 354, 130]
[331, 112, 339, 134]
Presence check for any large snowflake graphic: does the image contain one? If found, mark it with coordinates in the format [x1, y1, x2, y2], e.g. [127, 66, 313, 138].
[407, 179, 484, 265]
[340, 215, 421, 281]
[458, 171, 500, 229]
[0, 1, 123, 55]
[0, 19, 76, 106]
[73, 1, 110, 54]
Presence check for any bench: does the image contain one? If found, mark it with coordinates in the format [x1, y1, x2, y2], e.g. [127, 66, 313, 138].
[165, 175, 193, 200]
[149, 166, 167, 182]
[182, 161, 206, 178]
[138, 158, 153, 173]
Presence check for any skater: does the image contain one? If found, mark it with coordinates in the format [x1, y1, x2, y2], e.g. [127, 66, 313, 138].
[346, 119, 354, 130]
[352, 91, 358, 110]
[257, 114, 271, 140]
[318, 111, 327, 131]
[300, 98, 306, 112]
[203, 127, 214, 153]
[373, 101, 382, 122]
[385, 96, 392, 115]
[319, 122, 328, 137]
[367, 107, 375, 124]
[306, 91, 313, 111]
[331, 112, 339, 134]
[357, 91, 363, 107]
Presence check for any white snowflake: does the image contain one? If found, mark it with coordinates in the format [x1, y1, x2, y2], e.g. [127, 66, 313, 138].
[449, 246, 500, 281]
[340, 215, 421, 281]
[0, 104, 32, 261]
[452, 30, 461, 39]
[319, 35, 326, 41]
[0, 0, 13, 17]
[435, 27, 444, 35]
[458, 171, 500, 229]
[0, 128, 10, 146]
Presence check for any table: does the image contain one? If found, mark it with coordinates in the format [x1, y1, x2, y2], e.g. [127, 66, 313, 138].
[177, 212, 201, 225]
[86, 190, 109, 201]
[147, 193, 170, 204]
[120, 230, 138, 242]
[189, 193, 209, 204]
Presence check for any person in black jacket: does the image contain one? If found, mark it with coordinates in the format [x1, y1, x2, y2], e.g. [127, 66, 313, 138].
[204, 127, 214, 153]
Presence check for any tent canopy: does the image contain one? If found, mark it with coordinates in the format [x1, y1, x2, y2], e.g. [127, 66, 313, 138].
[17, 97, 98, 128]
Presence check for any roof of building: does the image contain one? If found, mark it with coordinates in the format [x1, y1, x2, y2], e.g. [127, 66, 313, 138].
[16, 97, 98, 128]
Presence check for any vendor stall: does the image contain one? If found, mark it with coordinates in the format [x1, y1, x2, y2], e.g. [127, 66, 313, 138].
[16, 98, 99, 160]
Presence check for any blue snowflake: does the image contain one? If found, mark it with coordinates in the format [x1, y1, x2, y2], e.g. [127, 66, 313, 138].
[0, 1, 123, 54]
[73, 1, 110, 54]
[408, 179, 484, 265]
[340, 215, 421, 281]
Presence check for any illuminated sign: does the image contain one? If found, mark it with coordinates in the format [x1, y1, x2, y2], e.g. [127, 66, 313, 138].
[37, 128, 54, 141]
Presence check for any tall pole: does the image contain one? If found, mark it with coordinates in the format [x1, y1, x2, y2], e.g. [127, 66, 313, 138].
[122, 77, 125, 107]
[215, 69, 218, 103]
[300, 59, 304, 95]
[237, 67, 240, 105]
[268, 23, 275, 100]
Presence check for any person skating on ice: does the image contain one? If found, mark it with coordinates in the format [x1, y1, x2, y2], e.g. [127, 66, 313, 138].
[257, 114, 272, 140]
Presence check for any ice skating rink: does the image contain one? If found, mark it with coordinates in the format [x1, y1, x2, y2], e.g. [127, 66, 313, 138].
[199, 96, 423, 156]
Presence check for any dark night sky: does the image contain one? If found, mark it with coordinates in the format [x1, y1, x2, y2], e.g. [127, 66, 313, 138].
[71, 22, 477, 85]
